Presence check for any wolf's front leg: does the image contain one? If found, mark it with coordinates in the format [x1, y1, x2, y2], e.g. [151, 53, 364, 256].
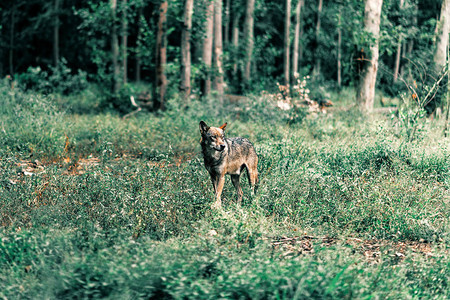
[212, 175, 225, 209]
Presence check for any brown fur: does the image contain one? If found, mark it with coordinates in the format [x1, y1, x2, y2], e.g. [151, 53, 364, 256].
[200, 121, 258, 208]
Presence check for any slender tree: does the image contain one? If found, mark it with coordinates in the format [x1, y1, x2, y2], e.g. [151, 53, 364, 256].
[154, 0, 168, 110]
[111, 0, 120, 93]
[393, 0, 404, 82]
[202, 0, 214, 96]
[433, 0, 449, 70]
[224, 0, 231, 45]
[181, 0, 194, 99]
[284, 0, 291, 86]
[337, 6, 342, 88]
[121, 0, 128, 84]
[313, 0, 323, 79]
[213, 0, 224, 96]
[231, 7, 240, 76]
[135, 7, 143, 82]
[356, 0, 383, 111]
[243, 0, 255, 85]
[292, 0, 303, 77]
[9, 3, 16, 75]
[53, 0, 61, 67]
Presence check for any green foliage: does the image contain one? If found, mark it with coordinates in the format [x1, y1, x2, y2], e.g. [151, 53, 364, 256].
[16, 59, 88, 95]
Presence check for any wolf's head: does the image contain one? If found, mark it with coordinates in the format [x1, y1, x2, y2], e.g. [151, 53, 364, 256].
[199, 121, 227, 152]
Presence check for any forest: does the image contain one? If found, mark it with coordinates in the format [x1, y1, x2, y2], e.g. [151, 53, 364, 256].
[0, 0, 449, 298]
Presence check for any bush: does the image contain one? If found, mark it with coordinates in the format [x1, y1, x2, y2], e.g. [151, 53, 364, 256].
[16, 58, 88, 95]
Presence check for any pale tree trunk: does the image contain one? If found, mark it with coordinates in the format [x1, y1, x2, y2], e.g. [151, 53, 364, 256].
[393, 0, 404, 82]
[445, 41, 450, 136]
[181, 0, 194, 99]
[299, 25, 304, 63]
[232, 9, 240, 76]
[154, 1, 168, 110]
[135, 7, 142, 82]
[313, 0, 323, 79]
[224, 0, 231, 45]
[202, 0, 214, 96]
[213, 0, 224, 96]
[284, 0, 291, 86]
[434, 0, 450, 70]
[401, 3, 416, 80]
[111, 0, 120, 93]
[292, 0, 303, 77]
[356, 0, 383, 112]
[243, 0, 255, 85]
[53, 0, 61, 67]
[122, 0, 128, 84]
[337, 7, 342, 88]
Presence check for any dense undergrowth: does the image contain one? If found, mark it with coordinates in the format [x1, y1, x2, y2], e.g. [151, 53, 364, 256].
[1, 81, 449, 298]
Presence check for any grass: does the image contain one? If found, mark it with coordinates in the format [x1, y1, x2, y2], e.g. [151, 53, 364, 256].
[0, 81, 449, 298]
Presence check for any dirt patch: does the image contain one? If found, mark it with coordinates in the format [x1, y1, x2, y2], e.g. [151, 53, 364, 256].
[270, 235, 442, 263]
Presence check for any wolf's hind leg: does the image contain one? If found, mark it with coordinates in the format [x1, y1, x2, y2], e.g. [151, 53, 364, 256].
[246, 163, 259, 194]
[231, 174, 243, 204]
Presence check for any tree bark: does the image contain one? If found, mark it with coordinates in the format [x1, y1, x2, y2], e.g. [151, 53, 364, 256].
[122, 0, 128, 84]
[433, 0, 450, 70]
[243, 0, 255, 85]
[202, 0, 214, 96]
[292, 0, 303, 77]
[337, 7, 342, 88]
[313, 0, 323, 79]
[135, 7, 142, 82]
[356, 0, 383, 112]
[53, 0, 61, 67]
[393, 0, 404, 82]
[9, 4, 16, 75]
[111, 0, 120, 93]
[224, 0, 231, 45]
[213, 0, 224, 96]
[231, 9, 240, 76]
[154, 1, 168, 110]
[180, 0, 194, 99]
[284, 0, 291, 86]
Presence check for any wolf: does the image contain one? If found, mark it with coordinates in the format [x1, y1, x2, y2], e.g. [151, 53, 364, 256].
[199, 121, 258, 208]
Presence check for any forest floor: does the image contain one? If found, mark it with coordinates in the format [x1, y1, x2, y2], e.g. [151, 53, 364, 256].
[1, 86, 449, 298]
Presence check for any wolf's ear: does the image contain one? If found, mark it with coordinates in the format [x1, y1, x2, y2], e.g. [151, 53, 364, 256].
[199, 121, 210, 135]
[219, 122, 227, 131]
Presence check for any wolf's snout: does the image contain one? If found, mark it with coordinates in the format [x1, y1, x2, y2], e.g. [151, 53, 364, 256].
[216, 144, 225, 151]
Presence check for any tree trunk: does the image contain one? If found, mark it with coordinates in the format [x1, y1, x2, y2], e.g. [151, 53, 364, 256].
[313, 0, 323, 79]
[154, 1, 168, 110]
[393, 0, 404, 82]
[231, 9, 240, 76]
[213, 0, 224, 96]
[299, 24, 304, 63]
[337, 7, 342, 88]
[445, 41, 450, 137]
[292, 0, 303, 77]
[181, 0, 194, 99]
[433, 0, 450, 70]
[356, 0, 383, 112]
[224, 0, 231, 46]
[243, 0, 255, 85]
[9, 4, 16, 75]
[284, 0, 291, 86]
[202, 0, 214, 96]
[401, 3, 416, 80]
[111, 0, 120, 93]
[53, 0, 61, 67]
[135, 7, 142, 82]
[122, 0, 128, 84]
